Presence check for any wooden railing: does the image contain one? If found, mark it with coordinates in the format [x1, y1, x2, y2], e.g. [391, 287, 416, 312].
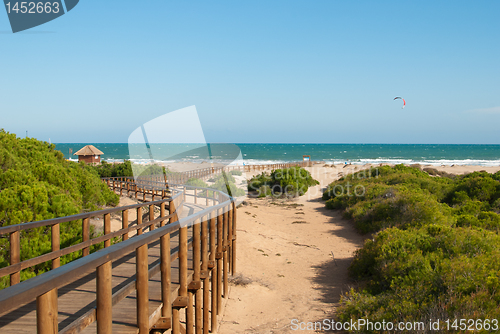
[0, 160, 312, 333]
[116, 160, 312, 187]
[0, 179, 236, 334]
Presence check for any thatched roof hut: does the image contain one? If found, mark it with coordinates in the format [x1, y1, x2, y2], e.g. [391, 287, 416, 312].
[74, 145, 103, 164]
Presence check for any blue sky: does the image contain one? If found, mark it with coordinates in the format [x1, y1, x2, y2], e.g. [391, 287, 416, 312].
[1, 1, 499, 144]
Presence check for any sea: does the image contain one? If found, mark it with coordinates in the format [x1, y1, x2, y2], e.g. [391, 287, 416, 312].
[53, 143, 500, 167]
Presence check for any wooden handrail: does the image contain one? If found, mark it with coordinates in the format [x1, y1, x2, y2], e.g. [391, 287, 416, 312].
[0, 197, 177, 235]
[0, 160, 311, 333]
[0, 176, 236, 334]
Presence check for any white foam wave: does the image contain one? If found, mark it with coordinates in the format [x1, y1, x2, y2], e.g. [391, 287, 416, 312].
[102, 157, 500, 167]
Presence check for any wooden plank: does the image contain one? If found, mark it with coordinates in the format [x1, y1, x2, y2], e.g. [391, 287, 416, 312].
[0, 178, 233, 334]
[0, 240, 194, 334]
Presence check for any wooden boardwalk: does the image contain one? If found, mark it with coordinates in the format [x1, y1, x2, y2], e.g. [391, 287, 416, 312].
[0, 226, 197, 334]
[0, 198, 213, 334]
[0, 162, 308, 334]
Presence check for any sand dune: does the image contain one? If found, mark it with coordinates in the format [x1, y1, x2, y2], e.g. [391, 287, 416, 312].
[218, 163, 500, 333]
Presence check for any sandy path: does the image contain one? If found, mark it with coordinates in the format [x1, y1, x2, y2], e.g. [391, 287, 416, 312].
[98, 163, 498, 333]
[218, 166, 365, 334]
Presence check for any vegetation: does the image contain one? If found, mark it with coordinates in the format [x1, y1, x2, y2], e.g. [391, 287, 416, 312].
[201, 172, 245, 198]
[323, 165, 500, 328]
[229, 170, 243, 176]
[185, 177, 209, 188]
[91, 160, 170, 179]
[0, 130, 119, 289]
[92, 160, 133, 177]
[248, 166, 319, 198]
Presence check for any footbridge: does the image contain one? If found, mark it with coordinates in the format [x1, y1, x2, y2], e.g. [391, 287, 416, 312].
[0, 161, 309, 334]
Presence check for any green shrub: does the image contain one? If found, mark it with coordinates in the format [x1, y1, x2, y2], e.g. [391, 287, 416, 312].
[257, 185, 272, 198]
[325, 164, 500, 326]
[198, 172, 245, 198]
[185, 178, 208, 188]
[248, 166, 319, 198]
[132, 163, 169, 178]
[216, 172, 236, 184]
[91, 160, 133, 178]
[229, 170, 243, 176]
[0, 130, 119, 288]
[212, 178, 245, 197]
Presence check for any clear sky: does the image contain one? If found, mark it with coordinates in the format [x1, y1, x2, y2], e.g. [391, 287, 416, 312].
[1, 1, 499, 144]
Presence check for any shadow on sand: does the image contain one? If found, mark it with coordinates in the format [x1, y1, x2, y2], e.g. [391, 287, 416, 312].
[307, 200, 366, 333]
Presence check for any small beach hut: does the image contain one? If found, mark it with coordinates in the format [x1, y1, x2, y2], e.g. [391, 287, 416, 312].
[74, 145, 104, 164]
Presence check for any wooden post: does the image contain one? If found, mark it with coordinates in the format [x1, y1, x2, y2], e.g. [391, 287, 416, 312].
[97, 261, 112, 334]
[149, 204, 155, 231]
[104, 213, 111, 248]
[172, 308, 180, 334]
[177, 210, 188, 333]
[187, 222, 197, 334]
[232, 202, 237, 274]
[122, 210, 129, 241]
[36, 289, 58, 334]
[209, 215, 217, 332]
[51, 223, 60, 269]
[160, 202, 172, 319]
[217, 209, 223, 314]
[187, 290, 194, 334]
[193, 218, 202, 334]
[82, 218, 90, 257]
[9, 231, 20, 286]
[171, 195, 182, 334]
[137, 244, 149, 334]
[222, 208, 228, 298]
[201, 218, 209, 334]
[179, 224, 188, 297]
[137, 207, 143, 235]
[228, 204, 233, 274]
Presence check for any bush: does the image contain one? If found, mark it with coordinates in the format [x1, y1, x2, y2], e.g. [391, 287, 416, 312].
[248, 166, 319, 198]
[185, 178, 208, 188]
[91, 160, 133, 178]
[324, 164, 500, 326]
[216, 172, 236, 184]
[0, 130, 119, 289]
[212, 178, 245, 197]
[229, 170, 243, 176]
[199, 172, 245, 198]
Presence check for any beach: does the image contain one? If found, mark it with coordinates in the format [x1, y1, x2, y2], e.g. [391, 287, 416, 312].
[214, 163, 500, 333]
[103, 161, 500, 333]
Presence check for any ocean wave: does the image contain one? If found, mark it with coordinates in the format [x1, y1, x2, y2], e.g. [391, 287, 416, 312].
[103, 157, 500, 167]
[322, 158, 500, 167]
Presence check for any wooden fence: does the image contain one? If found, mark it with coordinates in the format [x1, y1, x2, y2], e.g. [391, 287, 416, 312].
[0, 181, 235, 334]
[0, 160, 312, 333]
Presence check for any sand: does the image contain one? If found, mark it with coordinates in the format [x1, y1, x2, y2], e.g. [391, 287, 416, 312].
[104, 162, 500, 333]
[218, 165, 364, 333]
[216, 163, 500, 333]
